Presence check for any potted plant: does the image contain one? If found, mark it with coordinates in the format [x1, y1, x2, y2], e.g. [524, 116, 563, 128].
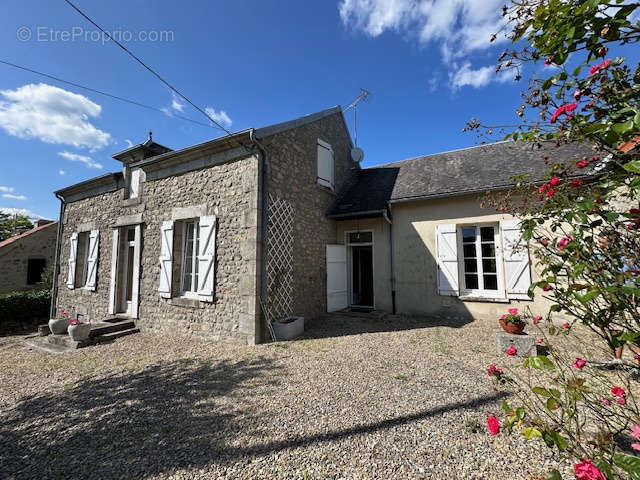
[498, 308, 527, 335]
[68, 316, 91, 342]
[48, 311, 70, 335]
[273, 316, 304, 341]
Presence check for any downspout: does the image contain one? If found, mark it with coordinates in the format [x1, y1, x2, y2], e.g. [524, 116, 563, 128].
[249, 129, 269, 342]
[383, 206, 396, 314]
[50, 193, 67, 319]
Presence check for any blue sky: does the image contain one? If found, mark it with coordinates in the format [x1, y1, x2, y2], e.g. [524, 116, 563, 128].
[0, 0, 632, 219]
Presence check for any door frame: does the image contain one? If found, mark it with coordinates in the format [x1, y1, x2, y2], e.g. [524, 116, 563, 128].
[111, 224, 141, 318]
[344, 230, 375, 309]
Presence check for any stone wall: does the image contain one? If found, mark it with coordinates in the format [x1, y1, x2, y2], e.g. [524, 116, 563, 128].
[264, 112, 355, 325]
[55, 154, 260, 343]
[0, 223, 58, 294]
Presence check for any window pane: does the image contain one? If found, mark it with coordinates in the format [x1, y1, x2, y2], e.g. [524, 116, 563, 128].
[480, 226, 495, 242]
[483, 274, 498, 290]
[127, 228, 135, 242]
[348, 232, 372, 243]
[465, 274, 479, 289]
[481, 243, 495, 258]
[482, 259, 497, 273]
[463, 244, 476, 258]
[462, 227, 476, 243]
[464, 259, 477, 273]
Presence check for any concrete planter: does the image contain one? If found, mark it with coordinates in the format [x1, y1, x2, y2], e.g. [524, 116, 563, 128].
[48, 318, 69, 335]
[273, 316, 304, 341]
[68, 323, 91, 342]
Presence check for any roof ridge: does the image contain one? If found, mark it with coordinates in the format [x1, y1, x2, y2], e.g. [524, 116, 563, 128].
[0, 221, 57, 249]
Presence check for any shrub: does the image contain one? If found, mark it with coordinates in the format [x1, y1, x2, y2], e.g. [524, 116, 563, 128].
[0, 289, 51, 333]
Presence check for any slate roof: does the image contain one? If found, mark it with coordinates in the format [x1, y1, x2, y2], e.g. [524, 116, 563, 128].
[328, 140, 593, 218]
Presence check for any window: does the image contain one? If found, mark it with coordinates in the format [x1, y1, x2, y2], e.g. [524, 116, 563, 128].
[27, 258, 46, 285]
[348, 231, 373, 244]
[180, 220, 200, 296]
[76, 231, 91, 287]
[460, 225, 502, 296]
[128, 167, 141, 199]
[317, 139, 334, 189]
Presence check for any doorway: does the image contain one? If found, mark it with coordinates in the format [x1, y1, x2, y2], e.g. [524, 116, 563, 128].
[117, 226, 138, 316]
[346, 231, 374, 309]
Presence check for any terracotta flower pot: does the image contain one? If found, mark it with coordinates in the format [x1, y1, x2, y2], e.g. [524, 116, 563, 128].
[499, 318, 526, 335]
[48, 318, 69, 335]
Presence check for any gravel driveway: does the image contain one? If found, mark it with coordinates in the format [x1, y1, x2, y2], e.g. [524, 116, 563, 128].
[0, 313, 569, 479]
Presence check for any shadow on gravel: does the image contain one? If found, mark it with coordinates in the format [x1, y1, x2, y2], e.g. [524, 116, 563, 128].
[0, 357, 277, 479]
[1, 355, 505, 479]
[302, 312, 473, 340]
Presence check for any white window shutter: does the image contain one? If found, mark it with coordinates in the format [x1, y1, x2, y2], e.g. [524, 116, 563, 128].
[108, 228, 119, 314]
[129, 167, 140, 199]
[501, 219, 532, 300]
[317, 140, 334, 189]
[66, 232, 78, 289]
[158, 220, 174, 298]
[130, 224, 142, 319]
[435, 224, 459, 296]
[197, 215, 217, 302]
[85, 229, 100, 291]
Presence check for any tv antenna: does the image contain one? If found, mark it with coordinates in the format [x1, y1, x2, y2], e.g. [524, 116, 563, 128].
[344, 88, 371, 147]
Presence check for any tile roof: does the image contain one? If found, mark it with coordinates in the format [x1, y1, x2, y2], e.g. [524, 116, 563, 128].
[0, 221, 57, 249]
[328, 140, 593, 217]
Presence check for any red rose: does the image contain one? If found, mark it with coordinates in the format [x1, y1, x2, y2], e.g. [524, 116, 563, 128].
[562, 322, 570, 329]
[487, 415, 500, 435]
[539, 184, 548, 193]
[487, 365, 502, 376]
[549, 177, 560, 187]
[540, 237, 549, 246]
[505, 345, 517, 356]
[611, 386, 626, 397]
[508, 308, 518, 315]
[577, 160, 589, 169]
[573, 358, 586, 369]
[629, 208, 640, 216]
[617, 397, 627, 406]
[545, 188, 555, 197]
[574, 458, 607, 480]
[592, 155, 599, 162]
[570, 179, 583, 187]
[533, 315, 542, 324]
[564, 103, 578, 113]
[543, 284, 552, 291]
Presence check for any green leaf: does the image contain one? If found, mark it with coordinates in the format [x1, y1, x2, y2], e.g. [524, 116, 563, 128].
[542, 78, 553, 90]
[614, 453, 640, 480]
[528, 356, 555, 370]
[612, 120, 634, 134]
[522, 426, 542, 439]
[547, 469, 562, 480]
[624, 160, 640, 173]
[546, 397, 560, 411]
[575, 288, 600, 303]
[532, 386, 552, 396]
[550, 388, 561, 398]
[595, 459, 614, 480]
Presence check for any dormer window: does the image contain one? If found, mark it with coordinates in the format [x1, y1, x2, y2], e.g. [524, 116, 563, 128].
[129, 167, 141, 199]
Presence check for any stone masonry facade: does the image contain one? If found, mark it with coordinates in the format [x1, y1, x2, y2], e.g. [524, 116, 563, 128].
[0, 222, 58, 294]
[264, 112, 355, 324]
[55, 153, 260, 343]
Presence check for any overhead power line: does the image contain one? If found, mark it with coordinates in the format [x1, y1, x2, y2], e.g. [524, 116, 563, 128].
[63, 0, 235, 137]
[0, 59, 216, 129]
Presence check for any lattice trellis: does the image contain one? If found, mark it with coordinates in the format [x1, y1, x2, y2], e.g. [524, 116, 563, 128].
[266, 194, 294, 321]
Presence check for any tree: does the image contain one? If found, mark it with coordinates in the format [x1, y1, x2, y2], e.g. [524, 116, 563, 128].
[470, 1, 640, 479]
[0, 212, 33, 241]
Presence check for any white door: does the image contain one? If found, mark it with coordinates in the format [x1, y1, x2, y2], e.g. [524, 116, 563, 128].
[121, 227, 137, 315]
[326, 244, 348, 312]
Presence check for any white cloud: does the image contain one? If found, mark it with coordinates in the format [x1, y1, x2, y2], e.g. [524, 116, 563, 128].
[59, 169, 67, 176]
[171, 92, 185, 113]
[0, 83, 111, 150]
[205, 107, 233, 129]
[58, 151, 103, 169]
[0, 186, 14, 193]
[339, 0, 510, 89]
[124, 139, 134, 148]
[450, 62, 513, 89]
[0, 207, 47, 219]
[2, 193, 27, 200]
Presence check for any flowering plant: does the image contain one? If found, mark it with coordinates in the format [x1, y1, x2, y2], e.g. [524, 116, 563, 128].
[500, 307, 525, 325]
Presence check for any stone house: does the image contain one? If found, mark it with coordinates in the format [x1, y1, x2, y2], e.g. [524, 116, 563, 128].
[0, 220, 57, 294]
[52, 106, 589, 344]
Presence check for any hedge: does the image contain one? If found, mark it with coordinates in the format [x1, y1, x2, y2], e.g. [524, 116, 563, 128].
[0, 289, 51, 333]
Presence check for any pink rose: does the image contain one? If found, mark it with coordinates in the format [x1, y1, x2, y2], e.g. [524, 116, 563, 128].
[540, 237, 549, 246]
[602, 398, 611, 406]
[633, 443, 640, 451]
[487, 365, 502, 376]
[573, 90, 582, 100]
[536, 337, 543, 344]
[611, 386, 626, 397]
[634, 353, 640, 361]
[557, 236, 570, 250]
[573, 358, 586, 369]
[592, 155, 599, 162]
[487, 415, 500, 436]
[499, 314, 507, 320]
[574, 458, 607, 480]
[505, 345, 517, 356]
[630, 424, 640, 440]
[617, 397, 627, 406]
[533, 315, 542, 324]
[508, 308, 518, 315]
[543, 284, 552, 292]
[562, 322, 570, 329]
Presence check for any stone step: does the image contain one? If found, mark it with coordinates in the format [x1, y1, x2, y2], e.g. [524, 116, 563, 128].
[89, 320, 135, 338]
[46, 334, 90, 349]
[94, 328, 140, 343]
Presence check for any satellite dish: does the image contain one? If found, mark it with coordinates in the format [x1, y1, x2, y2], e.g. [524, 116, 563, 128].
[351, 147, 364, 163]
